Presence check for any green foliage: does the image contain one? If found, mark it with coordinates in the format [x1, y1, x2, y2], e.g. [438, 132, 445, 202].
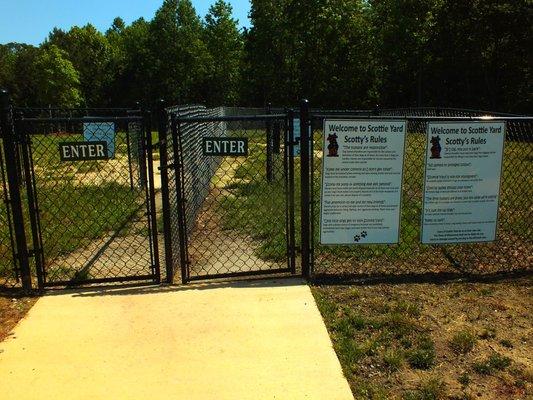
[473, 352, 512, 375]
[449, 329, 477, 354]
[406, 335, 436, 369]
[204, 0, 243, 105]
[403, 376, 447, 400]
[46, 24, 113, 106]
[1, 0, 530, 113]
[32, 45, 83, 107]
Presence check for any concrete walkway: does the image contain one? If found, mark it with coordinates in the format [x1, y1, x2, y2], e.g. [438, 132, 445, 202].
[0, 279, 353, 400]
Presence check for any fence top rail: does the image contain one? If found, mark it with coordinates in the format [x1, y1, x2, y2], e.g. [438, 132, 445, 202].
[14, 106, 135, 112]
[174, 113, 287, 123]
[15, 116, 144, 124]
[311, 115, 533, 122]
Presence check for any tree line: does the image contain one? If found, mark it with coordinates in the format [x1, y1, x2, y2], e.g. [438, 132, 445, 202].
[0, 0, 530, 113]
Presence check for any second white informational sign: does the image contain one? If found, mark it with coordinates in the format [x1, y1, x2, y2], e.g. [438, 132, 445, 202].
[421, 121, 505, 244]
[320, 119, 406, 245]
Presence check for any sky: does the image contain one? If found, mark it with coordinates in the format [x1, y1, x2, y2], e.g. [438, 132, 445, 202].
[0, 0, 251, 45]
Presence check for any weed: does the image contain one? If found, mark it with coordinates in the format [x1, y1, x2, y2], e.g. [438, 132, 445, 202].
[499, 339, 513, 348]
[354, 378, 389, 400]
[383, 348, 403, 372]
[479, 327, 496, 340]
[449, 330, 477, 354]
[407, 335, 436, 369]
[479, 287, 495, 296]
[458, 372, 470, 386]
[403, 376, 447, 400]
[473, 352, 511, 375]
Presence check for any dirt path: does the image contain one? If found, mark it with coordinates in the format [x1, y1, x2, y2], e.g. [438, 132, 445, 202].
[185, 158, 288, 279]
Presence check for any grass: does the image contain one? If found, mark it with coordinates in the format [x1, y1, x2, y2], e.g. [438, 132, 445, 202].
[449, 329, 477, 354]
[217, 130, 288, 261]
[472, 352, 512, 375]
[313, 280, 532, 399]
[313, 287, 438, 396]
[403, 377, 447, 400]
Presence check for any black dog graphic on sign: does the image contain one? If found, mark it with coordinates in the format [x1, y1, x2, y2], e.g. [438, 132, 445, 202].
[327, 133, 339, 157]
[430, 136, 442, 159]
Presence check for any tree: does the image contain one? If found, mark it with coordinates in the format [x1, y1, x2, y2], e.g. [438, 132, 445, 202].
[149, 0, 211, 104]
[369, 0, 435, 108]
[204, 0, 243, 105]
[31, 45, 83, 107]
[46, 25, 113, 106]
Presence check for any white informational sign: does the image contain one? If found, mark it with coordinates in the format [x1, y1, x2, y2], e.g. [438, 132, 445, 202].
[320, 119, 406, 245]
[421, 122, 505, 244]
[83, 121, 116, 157]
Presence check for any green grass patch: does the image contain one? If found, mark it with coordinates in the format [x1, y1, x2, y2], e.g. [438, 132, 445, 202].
[449, 329, 477, 354]
[473, 352, 512, 375]
[403, 376, 447, 400]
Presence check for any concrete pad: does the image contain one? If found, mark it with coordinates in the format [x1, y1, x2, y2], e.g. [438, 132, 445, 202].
[0, 279, 353, 400]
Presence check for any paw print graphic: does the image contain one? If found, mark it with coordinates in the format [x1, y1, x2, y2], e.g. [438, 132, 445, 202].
[354, 235, 360, 242]
[361, 231, 367, 238]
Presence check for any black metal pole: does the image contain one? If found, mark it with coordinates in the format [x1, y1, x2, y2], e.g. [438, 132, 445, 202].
[0, 90, 32, 292]
[287, 110, 296, 274]
[157, 100, 174, 284]
[299, 99, 311, 279]
[171, 115, 189, 284]
[266, 102, 273, 182]
[143, 107, 161, 283]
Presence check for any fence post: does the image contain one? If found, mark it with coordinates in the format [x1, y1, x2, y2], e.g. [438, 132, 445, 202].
[0, 90, 32, 293]
[157, 100, 174, 284]
[299, 99, 311, 279]
[266, 102, 274, 182]
[142, 105, 161, 283]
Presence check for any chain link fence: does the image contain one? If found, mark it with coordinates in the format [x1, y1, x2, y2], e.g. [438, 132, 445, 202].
[309, 108, 532, 282]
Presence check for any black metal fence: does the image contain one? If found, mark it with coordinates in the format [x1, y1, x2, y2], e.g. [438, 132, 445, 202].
[1, 92, 160, 292]
[304, 107, 532, 282]
[2, 93, 532, 291]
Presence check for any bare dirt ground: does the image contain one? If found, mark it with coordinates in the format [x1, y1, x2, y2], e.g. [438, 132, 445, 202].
[0, 295, 37, 342]
[313, 277, 533, 399]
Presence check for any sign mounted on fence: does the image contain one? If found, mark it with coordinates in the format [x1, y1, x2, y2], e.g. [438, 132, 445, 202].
[59, 141, 109, 161]
[292, 118, 312, 156]
[202, 137, 248, 156]
[83, 121, 116, 157]
[320, 119, 407, 245]
[421, 121, 505, 244]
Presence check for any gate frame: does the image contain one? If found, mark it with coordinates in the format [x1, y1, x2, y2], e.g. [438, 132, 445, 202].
[163, 111, 297, 284]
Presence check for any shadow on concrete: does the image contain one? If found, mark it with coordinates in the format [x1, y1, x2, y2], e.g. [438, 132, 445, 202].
[43, 277, 306, 298]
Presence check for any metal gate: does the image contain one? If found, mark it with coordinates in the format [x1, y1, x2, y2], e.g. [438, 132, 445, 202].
[8, 106, 160, 289]
[160, 107, 296, 283]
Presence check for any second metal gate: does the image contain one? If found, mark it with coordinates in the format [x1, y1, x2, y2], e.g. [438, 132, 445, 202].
[161, 107, 297, 283]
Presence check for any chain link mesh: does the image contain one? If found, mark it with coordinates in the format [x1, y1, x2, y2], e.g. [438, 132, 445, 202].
[16, 108, 157, 286]
[310, 109, 532, 281]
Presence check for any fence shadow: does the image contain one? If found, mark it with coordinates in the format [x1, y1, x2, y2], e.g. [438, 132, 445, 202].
[43, 276, 306, 298]
[312, 269, 533, 287]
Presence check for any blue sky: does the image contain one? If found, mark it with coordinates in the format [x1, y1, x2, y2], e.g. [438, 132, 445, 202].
[0, 0, 251, 45]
